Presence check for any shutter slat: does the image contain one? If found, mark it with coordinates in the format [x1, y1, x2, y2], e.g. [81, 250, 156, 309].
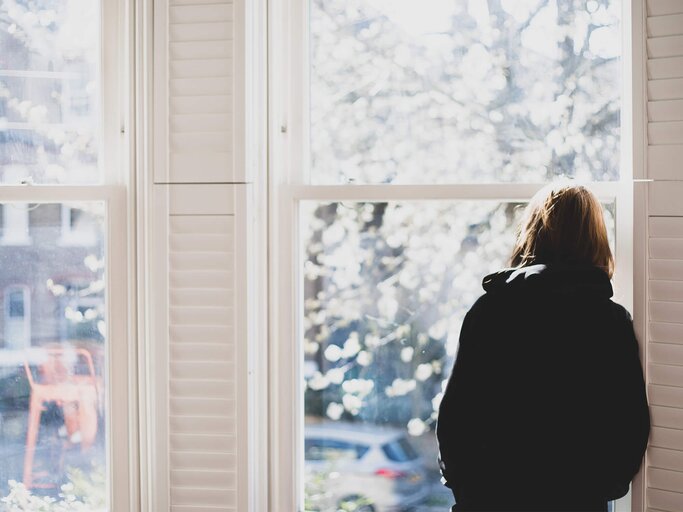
[170, 379, 236, 399]
[650, 218, 683, 238]
[171, 469, 236, 490]
[170, 253, 235, 272]
[170, 343, 234, 362]
[650, 239, 683, 259]
[650, 301, 683, 323]
[170, 233, 233, 252]
[651, 405, 683, 429]
[166, 185, 236, 215]
[649, 121, 683, 144]
[170, 361, 233, 381]
[648, 145, 683, 179]
[650, 281, 683, 301]
[170, 488, 236, 508]
[170, 132, 233, 152]
[170, 415, 235, 435]
[171, 114, 233, 132]
[650, 384, 683, 407]
[171, 434, 235, 453]
[170, 325, 234, 344]
[648, 36, 683, 59]
[650, 468, 683, 495]
[649, 100, 683, 121]
[170, 288, 233, 308]
[650, 364, 683, 388]
[649, 57, 683, 79]
[170, 215, 234, 233]
[171, 77, 233, 97]
[171, 0, 231, 4]
[171, 95, 232, 114]
[170, 4, 232, 23]
[649, 446, 683, 472]
[651, 426, 683, 451]
[170, 21, 233, 42]
[170, 41, 232, 61]
[649, 78, 683, 100]
[171, 507, 233, 512]
[648, 0, 683, 18]
[170, 398, 236, 417]
[169, 270, 233, 289]
[649, 259, 683, 281]
[650, 321, 683, 344]
[648, 14, 683, 38]
[170, 59, 232, 79]
[647, 488, 683, 511]
[170, 452, 237, 471]
[170, 153, 234, 182]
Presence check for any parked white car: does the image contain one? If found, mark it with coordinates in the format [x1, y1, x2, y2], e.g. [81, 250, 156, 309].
[305, 422, 429, 512]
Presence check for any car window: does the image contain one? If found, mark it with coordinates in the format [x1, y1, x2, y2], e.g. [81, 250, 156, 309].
[381, 437, 419, 462]
[305, 438, 369, 461]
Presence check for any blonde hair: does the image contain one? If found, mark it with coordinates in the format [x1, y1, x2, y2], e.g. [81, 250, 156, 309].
[510, 183, 614, 278]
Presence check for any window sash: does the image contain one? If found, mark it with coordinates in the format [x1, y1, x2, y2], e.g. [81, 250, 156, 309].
[0, 0, 135, 506]
[269, 0, 640, 511]
[0, 185, 132, 510]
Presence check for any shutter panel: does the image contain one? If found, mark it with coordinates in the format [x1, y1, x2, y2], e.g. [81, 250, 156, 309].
[168, 210, 237, 512]
[647, 0, 683, 180]
[149, 0, 252, 510]
[154, 0, 245, 184]
[150, 185, 251, 512]
[643, 2, 683, 511]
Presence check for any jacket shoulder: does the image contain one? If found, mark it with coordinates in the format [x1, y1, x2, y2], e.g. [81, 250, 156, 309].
[608, 300, 634, 325]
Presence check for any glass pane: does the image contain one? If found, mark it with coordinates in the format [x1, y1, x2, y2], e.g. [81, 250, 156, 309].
[0, 202, 107, 509]
[0, 0, 101, 184]
[310, 0, 621, 184]
[302, 200, 616, 511]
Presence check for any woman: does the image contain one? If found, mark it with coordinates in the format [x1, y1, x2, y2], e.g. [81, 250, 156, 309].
[436, 184, 650, 512]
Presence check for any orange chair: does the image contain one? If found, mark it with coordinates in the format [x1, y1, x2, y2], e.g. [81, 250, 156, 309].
[22, 348, 100, 489]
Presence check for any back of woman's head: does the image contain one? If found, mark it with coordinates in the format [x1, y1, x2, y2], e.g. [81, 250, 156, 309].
[510, 183, 614, 278]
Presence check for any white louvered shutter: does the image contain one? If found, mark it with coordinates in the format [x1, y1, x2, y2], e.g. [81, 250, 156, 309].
[641, 1, 683, 511]
[149, 0, 252, 510]
[154, 0, 245, 184]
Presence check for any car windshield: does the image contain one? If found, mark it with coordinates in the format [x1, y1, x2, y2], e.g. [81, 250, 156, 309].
[305, 438, 370, 461]
[381, 437, 419, 462]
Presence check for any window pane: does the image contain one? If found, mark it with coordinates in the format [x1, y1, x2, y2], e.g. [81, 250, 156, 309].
[302, 200, 616, 511]
[0, 1, 101, 184]
[310, 0, 621, 184]
[0, 202, 107, 509]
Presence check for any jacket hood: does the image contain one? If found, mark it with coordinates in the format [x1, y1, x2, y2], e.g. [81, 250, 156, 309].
[482, 263, 613, 299]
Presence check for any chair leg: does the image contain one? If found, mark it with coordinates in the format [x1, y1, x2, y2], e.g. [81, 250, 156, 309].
[77, 386, 98, 450]
[23, 395, 43, 489]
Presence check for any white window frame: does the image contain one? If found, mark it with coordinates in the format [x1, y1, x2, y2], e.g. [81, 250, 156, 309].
[0, 0, 138, 509]
[267, 0, 646, 511]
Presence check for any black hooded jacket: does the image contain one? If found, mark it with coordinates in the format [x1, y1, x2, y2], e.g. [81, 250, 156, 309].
[436, 264, 650, 511]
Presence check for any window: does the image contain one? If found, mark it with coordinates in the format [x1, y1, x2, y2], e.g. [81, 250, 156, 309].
[270, 0, 632, 511]
[59, 204, 99, 246]
[3, 285, 30, 349]
[0, 0, 131, 509]
[0, 203, 30, 246]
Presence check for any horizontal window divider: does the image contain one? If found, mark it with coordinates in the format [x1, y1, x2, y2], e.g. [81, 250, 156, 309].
[285, 183, 622, 201]
[158, 182, 250, 186]
[0, 184, 124, 201]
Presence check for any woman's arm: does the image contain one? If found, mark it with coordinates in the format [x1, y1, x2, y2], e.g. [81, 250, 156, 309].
[436, 301, 483, 501]
[603, 305, 651, 500]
